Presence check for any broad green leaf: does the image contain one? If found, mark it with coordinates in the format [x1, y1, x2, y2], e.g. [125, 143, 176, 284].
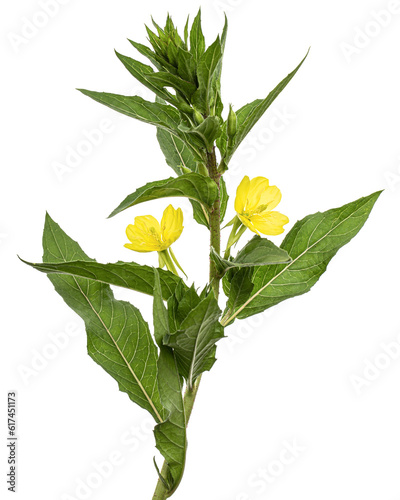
[223, 191, 382, 323]
[218, 50, 309, 165]
[192, 37, 223, 114]
[165, 293, 224, 388]
[234, 235, 291, 267]
[157, 127, 197, 174]
[108, 173, 218, 218]
[189, 9, 205, 62]
[156, 127, 212, 228]
[211, 235, 291, 275]
[226, 267, 254, 313]
[39, 214, 165, 422]
[114, 51, 176, 104]
[77, 90, 204, 160]
[21, 259, 183, 301]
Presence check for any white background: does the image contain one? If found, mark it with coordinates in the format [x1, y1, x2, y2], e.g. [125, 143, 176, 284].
[2, 0, 400, 499]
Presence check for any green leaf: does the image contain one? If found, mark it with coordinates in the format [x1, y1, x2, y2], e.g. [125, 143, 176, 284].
[218, 50, 309, 165]
[192, 37, 223, 114]
[38, 214, 165, 422]
[189, 9, 205, 63]
[226, 267, 254, 313]
[211, 235, 291, 275]
[77, 90, 204, 160]
[224, 191, 382, 323]
[152, 270, 187, 492]
[114, 51, 176, 104]
[154, 346, 187, 493]
[179, 116, 222, 152]
[234, 235, 292, 267]
[146, 71, 197, 99]
[128, 39, 164, 71]
[219, 177, 229, 224]
[108, 173, 218, 218]
[165, 293, 224, 387]
[155, 127, 212, 228]
[156, 127, 197, 174]
[152, 268, 171, 347]
[21, 259, 184, 301]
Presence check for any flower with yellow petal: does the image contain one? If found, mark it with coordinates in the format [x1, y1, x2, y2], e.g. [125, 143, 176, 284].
[224, 176, 289, 258]
[235, 176, 289, 235]
[124, 204, 185, 276]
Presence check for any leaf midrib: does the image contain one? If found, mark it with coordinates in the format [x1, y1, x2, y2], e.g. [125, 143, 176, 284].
[222, 201, 369, 324]
[49, 225, 163, 423]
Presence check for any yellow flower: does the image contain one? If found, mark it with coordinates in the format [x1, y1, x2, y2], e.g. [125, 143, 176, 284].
[125, 205, 183, 253]
[234, 176, 289, 236]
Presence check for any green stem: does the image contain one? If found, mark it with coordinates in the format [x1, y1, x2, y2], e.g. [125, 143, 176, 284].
[151, 148, 221, 499]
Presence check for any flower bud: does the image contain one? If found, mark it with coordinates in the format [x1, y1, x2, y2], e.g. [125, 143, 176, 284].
[180, 165, 192, 174]
[193, 109, 204, 125]
[227, 104, 237, 138]
[197, 163, 209, 177]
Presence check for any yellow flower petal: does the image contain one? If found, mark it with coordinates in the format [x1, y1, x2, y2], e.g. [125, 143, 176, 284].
[124, 206, 183, 254]
[257, 185, 282, 211]
[247, 177, 269, 211]
[250, 212, 289, 235]
[161, 205, 183, 246]
[234, 176, 250, 213]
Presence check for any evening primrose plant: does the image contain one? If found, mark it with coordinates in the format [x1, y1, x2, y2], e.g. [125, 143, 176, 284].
[22, 10, 381, 499]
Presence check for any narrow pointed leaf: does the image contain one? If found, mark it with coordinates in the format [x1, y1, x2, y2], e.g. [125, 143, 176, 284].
[165, 293, 224, 387]
[190, 9, 205, 62]
[226, 191, 382, 322]
[192, 37, 223, 114]
[77, 90, 203, 160]
[109, 173, 218, 218]
[147, 71, 197, 99]
[38, 214, 165, 422]
[21, 259, 185, 300]
[153, 269, 187, 492]
[114, 51, 176, 104]
[218, 50, 309, 164]
[128, 39, 164, 71]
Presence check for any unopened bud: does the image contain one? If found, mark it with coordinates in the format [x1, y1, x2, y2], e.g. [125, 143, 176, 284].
[193, 109, 204, 125]
[227, 104, 237, 138]
[180, 165, 192, 174]
[197, 163, 209, 177]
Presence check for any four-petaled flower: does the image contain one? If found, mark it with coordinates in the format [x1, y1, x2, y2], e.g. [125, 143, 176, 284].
[125, 204, 183, 252]
[235, 175, 289, 235]
[125, 205, 185, 276]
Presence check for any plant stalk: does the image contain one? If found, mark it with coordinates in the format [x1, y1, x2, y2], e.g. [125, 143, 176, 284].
[151, 148, 221, 499]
